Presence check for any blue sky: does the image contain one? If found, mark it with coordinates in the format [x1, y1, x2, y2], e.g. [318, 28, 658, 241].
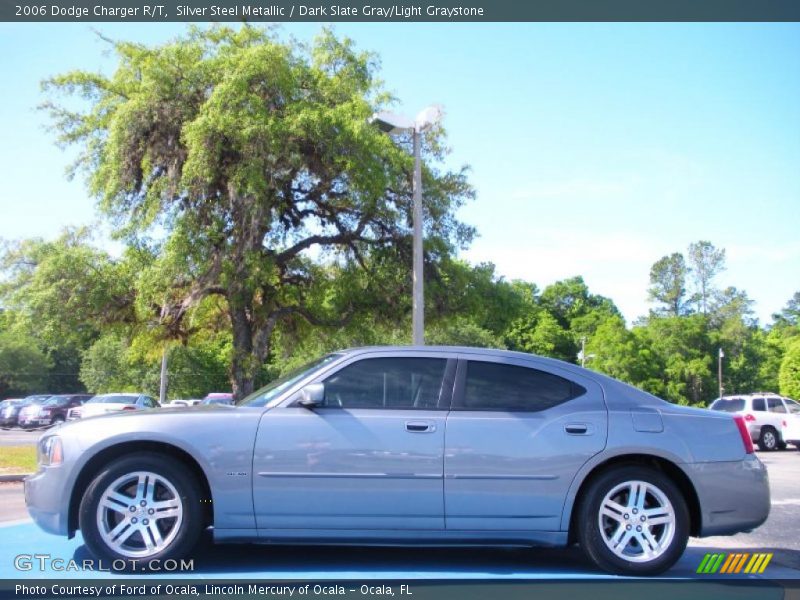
[1, 23, 798, 324]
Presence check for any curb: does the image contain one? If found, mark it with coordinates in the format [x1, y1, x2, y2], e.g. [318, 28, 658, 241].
[0, 474, 31, 483]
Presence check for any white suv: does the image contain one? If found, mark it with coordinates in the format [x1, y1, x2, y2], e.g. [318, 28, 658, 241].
[710, 393, 800, 451]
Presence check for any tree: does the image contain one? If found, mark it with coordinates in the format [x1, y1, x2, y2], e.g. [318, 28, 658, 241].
[647, 253, 688, 316]
[635, 314, 713, 405]
[42, 27, 473, 397]
[0, 329, 52, 397]
[779, 341, 800, 399]
[687, 241, 726, 315]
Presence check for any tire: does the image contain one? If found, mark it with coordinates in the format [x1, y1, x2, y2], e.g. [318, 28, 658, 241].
[576, 466, 689, 576]
[51, 416, 65, 426]
[79, 452, 204, 570]
[758, 427, 779, 452]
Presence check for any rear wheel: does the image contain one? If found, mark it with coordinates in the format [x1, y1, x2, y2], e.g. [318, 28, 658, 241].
[79, 452, 203, 570]
[758, 427, 779, 451]
[576, 466, 689, 575]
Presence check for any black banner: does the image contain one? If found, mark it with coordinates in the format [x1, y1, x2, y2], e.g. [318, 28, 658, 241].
[3, 0, 800, 22]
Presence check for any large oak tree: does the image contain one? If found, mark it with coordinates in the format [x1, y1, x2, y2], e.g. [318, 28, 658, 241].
[43, 27, 473, 397]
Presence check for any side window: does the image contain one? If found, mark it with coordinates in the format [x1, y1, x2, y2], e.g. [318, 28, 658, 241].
[784, 399, 800, 415]
[458, 361, 585, 412]
[323, 358, 447, 409]
[752, 398, 766, 412]
[767, 398, 787, 413]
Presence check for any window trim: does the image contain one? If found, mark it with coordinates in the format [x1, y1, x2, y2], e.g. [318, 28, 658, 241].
[295, 356, 457, 411]
[451, 358, 586, 413]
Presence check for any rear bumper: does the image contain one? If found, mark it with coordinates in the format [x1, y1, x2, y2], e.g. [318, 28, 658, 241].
[686, 454, 770, 537]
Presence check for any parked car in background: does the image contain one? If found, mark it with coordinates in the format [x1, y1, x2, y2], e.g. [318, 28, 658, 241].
[26, 346, 769, 576]
[66, 393, 160, 421]
[166, 399, 202, 407]
[202, 392, 234, 405]
[709, 392, 800, 451]
[0, 398, 26, 428]
[0, 395, 51, 428]
[18, 394, 93, 428]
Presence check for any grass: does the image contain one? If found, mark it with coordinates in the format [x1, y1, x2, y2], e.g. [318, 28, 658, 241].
[0, 445, 37, 474]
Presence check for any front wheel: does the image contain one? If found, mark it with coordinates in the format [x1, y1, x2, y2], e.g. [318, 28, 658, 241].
[79, 452, 204, 569]
[576, 466, 689, 575]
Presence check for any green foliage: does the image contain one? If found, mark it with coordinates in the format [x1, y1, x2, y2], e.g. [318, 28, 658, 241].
[426, 317, 505, 349]
[687, 241, 726, 315]
[0, 328, 52, 397]
[41, 26, 474, 398]
[648, 253, 688, 316]
[779, 341, 800, 399]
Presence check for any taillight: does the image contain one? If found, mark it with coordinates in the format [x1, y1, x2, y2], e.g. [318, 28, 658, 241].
[121, 406, 137, 411]
[733, 415, 754, 454]
[783, 420, 788, 428]
[744, 414, 756, 422]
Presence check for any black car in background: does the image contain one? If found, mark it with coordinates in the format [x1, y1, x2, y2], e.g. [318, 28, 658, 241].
[0, 394, 52, 428]
[17, 394, 93, 428]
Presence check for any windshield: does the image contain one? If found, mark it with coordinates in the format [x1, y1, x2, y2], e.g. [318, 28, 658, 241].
[44, 397, 69, 406]
[87, 395, 138, 404]
[240, 354, 342, 408]
[22, 396, 51, 405]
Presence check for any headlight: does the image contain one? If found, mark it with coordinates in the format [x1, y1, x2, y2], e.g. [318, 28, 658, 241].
[38, 436, 64, 467]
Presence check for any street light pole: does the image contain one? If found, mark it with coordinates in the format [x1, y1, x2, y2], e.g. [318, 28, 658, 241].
[412, 129, 424, 345]
[718, 347, 724, 398]
[370, 105, 443, 346]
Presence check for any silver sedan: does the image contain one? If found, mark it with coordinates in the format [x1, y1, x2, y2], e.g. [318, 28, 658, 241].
[25, 346, 770, 575]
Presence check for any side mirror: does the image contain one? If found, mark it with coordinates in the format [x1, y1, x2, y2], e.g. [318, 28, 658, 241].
[297, 383, 325, 410]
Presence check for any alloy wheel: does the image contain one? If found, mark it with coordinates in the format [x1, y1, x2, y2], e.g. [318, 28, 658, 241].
[597, 479, 676, 563]
[95, 471, 183, 558]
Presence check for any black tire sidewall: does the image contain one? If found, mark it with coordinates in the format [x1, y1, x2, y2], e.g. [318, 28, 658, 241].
[577, 466, 689, 576]
[78, 452, 203, 571]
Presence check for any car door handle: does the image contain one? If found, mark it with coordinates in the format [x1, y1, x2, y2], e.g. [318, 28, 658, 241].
[564, 423, 589, 435]
[406, 421, 435, 433]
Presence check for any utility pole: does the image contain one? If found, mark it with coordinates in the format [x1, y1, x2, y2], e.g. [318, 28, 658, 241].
[581, 337, 587, 368]
[411, 128, 424, 345]
[718, 347, 724, 398]
[159, 347, 169, 405]
[370, 106, 443, 346]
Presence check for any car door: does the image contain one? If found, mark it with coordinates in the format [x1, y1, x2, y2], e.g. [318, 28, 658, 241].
[252, 353, 455, 531]
[444, 355, 607, 531]
[782, 398, 800, 442]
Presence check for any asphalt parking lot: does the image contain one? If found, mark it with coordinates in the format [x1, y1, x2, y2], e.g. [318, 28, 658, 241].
[0, 427, 798, 580]
[0, 428, 41, 447]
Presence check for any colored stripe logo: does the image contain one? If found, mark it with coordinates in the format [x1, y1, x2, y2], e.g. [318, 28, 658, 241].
[696, 552, 773, 574]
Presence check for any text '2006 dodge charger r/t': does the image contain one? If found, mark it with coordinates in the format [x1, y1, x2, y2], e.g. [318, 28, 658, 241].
[25, 346, 769, 575]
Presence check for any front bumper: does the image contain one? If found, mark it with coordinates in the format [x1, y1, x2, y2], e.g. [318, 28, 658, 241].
[0, 416, 19, 427]
[24, 466, 72, 536]
[18, 416, 52, 427]
[687, 454, 770, 537]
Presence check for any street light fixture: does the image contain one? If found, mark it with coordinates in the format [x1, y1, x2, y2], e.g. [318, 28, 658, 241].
[371, 105, 444, 346]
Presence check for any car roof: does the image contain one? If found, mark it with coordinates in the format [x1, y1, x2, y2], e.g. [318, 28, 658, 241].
[337, 345, 585, 368]
[716, 393, 786, 400]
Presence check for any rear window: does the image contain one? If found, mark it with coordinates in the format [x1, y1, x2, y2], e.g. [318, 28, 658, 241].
[457, 361, 585, 412]
[710, 398, 745, 412]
